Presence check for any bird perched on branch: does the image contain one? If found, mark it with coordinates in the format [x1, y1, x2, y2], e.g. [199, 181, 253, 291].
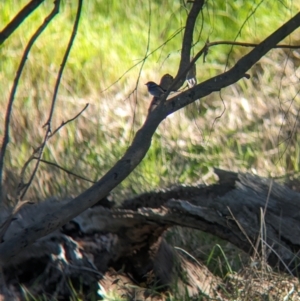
[159, 73, 174, 90]
[145, 81, 166, 97]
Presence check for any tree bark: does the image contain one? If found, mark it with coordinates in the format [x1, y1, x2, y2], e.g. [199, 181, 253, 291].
[2, 169, 299, 299]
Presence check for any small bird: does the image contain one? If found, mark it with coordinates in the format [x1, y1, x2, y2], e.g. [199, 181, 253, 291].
[145, 81, 166, 97]
[159, 74, 174, 90]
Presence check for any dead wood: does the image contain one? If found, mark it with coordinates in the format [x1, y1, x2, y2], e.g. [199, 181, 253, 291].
[121, 168, 300, 273]
[1, 168, 300, 299]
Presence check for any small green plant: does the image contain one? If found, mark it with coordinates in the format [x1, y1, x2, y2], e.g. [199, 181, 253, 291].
[206, 244, 233, 278]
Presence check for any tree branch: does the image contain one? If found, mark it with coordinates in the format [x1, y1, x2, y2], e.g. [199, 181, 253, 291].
[17, 103, 89, 199]
[19, 0, 82, 200]
[37, 159, 95, 184]
[173, 0, 205, 90]
[0, 0, 45, 45]
[0, 11, 299, 266]
[165, 12, 300, 114]
[0, 0, 61, 202]
[206, 40, 300, 49]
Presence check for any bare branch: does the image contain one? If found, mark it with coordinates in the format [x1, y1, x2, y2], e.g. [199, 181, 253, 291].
[173, 0, 205, 89]
[45, 0, 83, 128]
[165, 12, 300, 114]
[0, 1, 61, 202]
[49, 103, 89, 138]
[19, 0, 83, 200]
[18, 103, 87, 199]
[37, 159, 95, 184]
[0, 0, 45, 45]
[207, 40, 300, 49]
[19, 104, 88, 195]
[166, 28, 300, 101]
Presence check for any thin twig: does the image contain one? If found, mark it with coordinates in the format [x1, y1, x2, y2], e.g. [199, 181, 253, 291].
[262, 240, 294, 276]
[227, 206, 259, 258]
[20, 0, 83, 200]
[207, 40, 300, 49]
[0, 0, 61, 203]
[259, 208, 268, 269]
[18, 102, 88, 198]
[100, 27, 184, 94]
[49, 103, 89, 138]
[36, 158, 95, 184]
[18, 104, 88, 185]
[45, 0, 83, 127]
[0, 0, 45, 45]
[19, 103, 88, 185]
[166, 40, 300, 100]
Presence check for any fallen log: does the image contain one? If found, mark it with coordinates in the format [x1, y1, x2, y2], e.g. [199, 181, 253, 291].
[1, 168, 299, 299]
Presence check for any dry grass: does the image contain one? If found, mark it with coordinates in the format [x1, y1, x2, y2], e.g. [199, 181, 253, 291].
[224, 266, 299, 301]
[1, 2, 300, 204]
[3, 47, 300, 202]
